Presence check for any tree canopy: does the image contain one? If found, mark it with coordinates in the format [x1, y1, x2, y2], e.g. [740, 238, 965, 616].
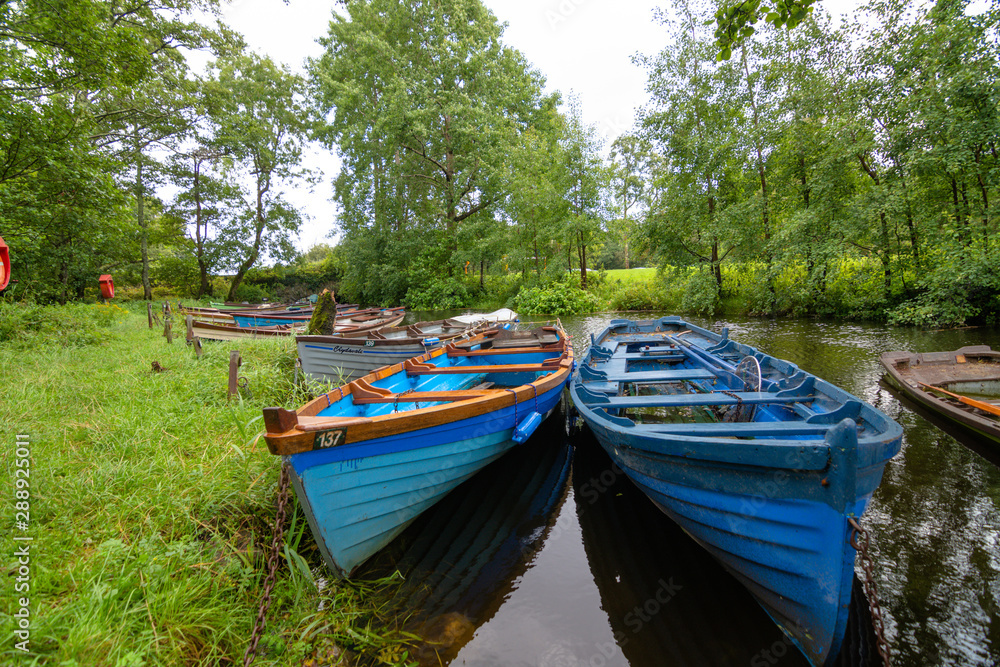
[0, 0, 996, 327]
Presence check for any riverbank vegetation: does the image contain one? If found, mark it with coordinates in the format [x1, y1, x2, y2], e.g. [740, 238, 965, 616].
[2, 0, 997, 327]
[0, 303, 419, 665]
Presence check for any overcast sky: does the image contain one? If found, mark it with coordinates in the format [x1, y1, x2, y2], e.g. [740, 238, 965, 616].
[214, 0, 860, 252]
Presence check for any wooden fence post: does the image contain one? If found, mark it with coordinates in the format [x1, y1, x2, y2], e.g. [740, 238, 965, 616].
[228, 350, 242, 400]
[147, 302, 154, 329]
[185, 314, 194, 342]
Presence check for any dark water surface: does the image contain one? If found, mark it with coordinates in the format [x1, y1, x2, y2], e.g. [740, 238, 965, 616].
[360, 313, 1000, 666]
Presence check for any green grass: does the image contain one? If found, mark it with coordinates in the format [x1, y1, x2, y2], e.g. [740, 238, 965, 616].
[0, 304, 417, 666]
[599, 268, 658, 284]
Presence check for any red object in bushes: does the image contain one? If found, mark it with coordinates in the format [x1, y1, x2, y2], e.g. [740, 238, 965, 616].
[0, 236, 10, 292]
[99, 274, 115, 299]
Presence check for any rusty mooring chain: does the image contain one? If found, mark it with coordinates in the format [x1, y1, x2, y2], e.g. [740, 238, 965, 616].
[849, 517, 891, 667]
[243, 464, 291, 667]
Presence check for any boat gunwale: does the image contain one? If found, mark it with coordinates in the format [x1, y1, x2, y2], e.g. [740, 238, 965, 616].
[575, 320, 903, 455]
[190, 312, 404, 339]
[295, 318, 488, 347]
[234, 306, 405, 323]
[264, 326, 574, 456]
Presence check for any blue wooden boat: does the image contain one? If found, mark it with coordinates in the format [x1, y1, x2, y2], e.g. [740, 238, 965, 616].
[233, 306, 404, 328]
[262, 325, 573, 577]
[568, 316, 902, 667]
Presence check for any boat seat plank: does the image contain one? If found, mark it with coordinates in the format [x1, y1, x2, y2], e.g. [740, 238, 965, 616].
[620, 352, 686, 361]
[405, 362, 562, 375]
[634, 421, 834, 436]
[582, 391, 812, 408]
[493, 335, 560, 347]
[582, 368, 717, 383]
[351, 390, 496, 404]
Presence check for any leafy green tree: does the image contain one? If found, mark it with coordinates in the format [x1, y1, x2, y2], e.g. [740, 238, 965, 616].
[0, 0, 230, 300]
[165, 148, 242, 297]
[309, 0, 551, 300]
[607, 134, 649, 270]
[713, 0, 816, 60]
[561, 96, 606, 289]
[639, 0, 747, 293]
[503, 111, 568, 279]
[763, 14, 857, 312]
[203, 51, 313, 301]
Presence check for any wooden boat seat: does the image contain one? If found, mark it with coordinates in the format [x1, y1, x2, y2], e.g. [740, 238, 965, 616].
[351, 389, 496, 404]
[620, 352, 686, 361]
[579, 366, 717, 383]
[581, 391, 813, 409]
[634, 421, 836, 436]
[446, 338, 567, 357]
[404, 361, 562, 375]
[493, 335, 560, 348]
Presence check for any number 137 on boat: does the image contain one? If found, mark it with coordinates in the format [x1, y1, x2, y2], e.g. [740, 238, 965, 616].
[313, 429, 346, 450]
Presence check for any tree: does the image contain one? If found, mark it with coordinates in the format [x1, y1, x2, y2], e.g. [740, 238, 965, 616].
[608, 134, 649, 270]
[561, 96, 606, 289]
[502, 109, 568, 279]
[639, 0, 748, 292]
[203, 51, 313, 301]
[713, 0, 817, 60]
[166, 148, 241, 297]
[309, 0, 550, 299]
[0, 0, 231, 301]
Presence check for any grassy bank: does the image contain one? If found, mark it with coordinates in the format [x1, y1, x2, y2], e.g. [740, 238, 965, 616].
[0, 303, 416, 666]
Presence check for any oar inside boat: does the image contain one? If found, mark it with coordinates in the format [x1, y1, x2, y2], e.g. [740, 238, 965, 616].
[918, 381, 1000, 417]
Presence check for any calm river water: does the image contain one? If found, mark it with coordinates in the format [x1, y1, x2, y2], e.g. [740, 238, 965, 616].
[356, 312, 1000, 666]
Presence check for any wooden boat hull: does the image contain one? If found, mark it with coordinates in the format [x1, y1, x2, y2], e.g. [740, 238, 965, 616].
[235, 310, 404, 331]
[263, 327, 574, 577]
[296, 319, 487, 382]
[287, 395, 563, 577]
[233, 306, 402, 328]
[880, 346, 1000, 446]
[568, 316, 902, 667]
[178, 307, 235, 325]
[190, 320, 302, 341]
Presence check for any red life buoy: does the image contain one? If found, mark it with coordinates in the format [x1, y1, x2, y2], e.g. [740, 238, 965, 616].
[99, 274, 115, 299]
[0, 236, 10, 292]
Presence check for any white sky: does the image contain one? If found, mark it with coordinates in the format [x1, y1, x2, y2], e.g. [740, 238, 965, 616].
[215, 0, 862, 252]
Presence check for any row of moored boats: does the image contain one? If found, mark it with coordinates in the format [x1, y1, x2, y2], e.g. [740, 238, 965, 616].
[186, 302, 997, 667]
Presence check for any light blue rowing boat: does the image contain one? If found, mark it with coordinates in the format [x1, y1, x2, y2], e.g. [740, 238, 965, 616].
[263, 325, 573, 577]
[568, 316, 902, 666]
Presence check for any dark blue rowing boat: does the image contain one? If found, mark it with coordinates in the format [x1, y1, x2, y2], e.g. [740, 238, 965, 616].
[568, 316, 902, 666]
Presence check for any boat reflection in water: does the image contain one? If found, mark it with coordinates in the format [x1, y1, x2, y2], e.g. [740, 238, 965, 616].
[573, 429, 880, 667]
[357, 413, 880, 666]
[357, 413, 572, 665]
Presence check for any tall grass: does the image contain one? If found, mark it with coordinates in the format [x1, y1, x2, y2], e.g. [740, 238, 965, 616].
[0, 304, 416, 666]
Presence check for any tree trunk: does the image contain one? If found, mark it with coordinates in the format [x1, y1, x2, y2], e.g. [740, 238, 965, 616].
[711, 240, 722, 290]
[307, 290, 339, 335]
[137, 156, 151, 301]
[193, 156, 213, 298]
[227, 185, 267, 301]
[533, 219, 540, 277]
